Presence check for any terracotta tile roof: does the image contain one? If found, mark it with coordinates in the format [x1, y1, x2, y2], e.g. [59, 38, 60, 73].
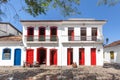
[104, 40, 120, 48]
[0, 36, 22, 41]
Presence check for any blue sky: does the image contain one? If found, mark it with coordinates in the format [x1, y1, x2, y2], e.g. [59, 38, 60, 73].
[1, 0, 120, 44]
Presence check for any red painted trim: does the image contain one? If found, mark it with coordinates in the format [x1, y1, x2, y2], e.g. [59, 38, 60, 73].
[26, 49, 34, 65]
[37, 47, 47, 65]
[79, 48, 85, 65]
[91, 48, 96, 65]
[67, 48, 73, 65]
[50, 49, 57, 65]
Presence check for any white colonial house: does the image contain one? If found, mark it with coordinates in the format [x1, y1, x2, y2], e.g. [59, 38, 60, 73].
[0, 22, 22, 66]
[104, 40, 120, 63]
[21, 18, 106, 66]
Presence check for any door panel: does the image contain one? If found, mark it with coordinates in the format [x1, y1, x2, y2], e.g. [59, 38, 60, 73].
[91, 48, 96, 65]
[50, 49, 57, 65]
[26, 49, 34, 65]
[79, 48, 85, 65]
[37, 48, 47, 64]
[67, 48, 73, 65]
[14, 49, 21, 66]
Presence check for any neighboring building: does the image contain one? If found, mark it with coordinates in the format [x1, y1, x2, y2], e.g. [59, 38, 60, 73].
[104, 40, 120, 63]
[21, 18, 106, 66]
[0, 22, 22, 36]
[0, 22, 23, 66]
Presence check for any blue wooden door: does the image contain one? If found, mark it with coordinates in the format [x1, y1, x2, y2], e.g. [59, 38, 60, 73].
[14, 49, 21, 66]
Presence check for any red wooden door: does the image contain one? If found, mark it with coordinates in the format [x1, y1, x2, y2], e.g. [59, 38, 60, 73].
[37, 48, 47, 64]
[50, 49, 57, 65]
[79, 48, 85, 65]
[91, 48, 96, 65]
[26, 49, 34, 65]
[67, 48, 73, 65]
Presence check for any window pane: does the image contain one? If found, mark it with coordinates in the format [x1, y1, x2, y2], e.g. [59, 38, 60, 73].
[110, 51, 114, 59]
[3, 48, 11, 60]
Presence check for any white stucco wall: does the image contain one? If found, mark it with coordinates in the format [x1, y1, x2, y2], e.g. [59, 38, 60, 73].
[104, 45, 120, 63]
[0, 46, 24, 66]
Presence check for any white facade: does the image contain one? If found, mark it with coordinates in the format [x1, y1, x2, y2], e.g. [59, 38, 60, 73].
[0, 46, 24, 66]
[21, 19, 106, 66]
[104, 41, 120, 63]
[0, 36, 23, 66]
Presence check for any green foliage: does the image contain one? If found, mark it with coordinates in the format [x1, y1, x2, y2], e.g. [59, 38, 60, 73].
[24, 0, 80, 17]
[0, 0, 80, 18]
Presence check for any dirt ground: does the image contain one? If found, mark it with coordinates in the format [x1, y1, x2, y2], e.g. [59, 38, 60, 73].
[0, 63, 120, 80]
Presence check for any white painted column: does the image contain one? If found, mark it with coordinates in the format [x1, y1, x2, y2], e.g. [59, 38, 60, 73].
[46, 48, 50, 66]
[61, 27, 68, 42]
[61, 47, 67, 66]
[74, 26, 80, 41]
[97, 27, 102, 41]
[87, 27, 91, 41]
[57, 27, 61, 66]
[85, 47, 91, 66]
[73, 47, 79, 65]
[34, 27, 38, 41]
[23, 26, 27, 47]
[21, 47, 25, 66]
[46, 26, 50, 38]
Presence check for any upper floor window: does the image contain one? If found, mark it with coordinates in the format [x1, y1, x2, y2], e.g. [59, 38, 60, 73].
[110, 51, 114, 59]
[2, 48, 11, 60]
[50, 27, 57, 41]
[39, 27, 45, 41]
[27, 27, 34, 35]
[92, 28, 97, 41]
[81, 27, 86, 41]
[27, 27, 34, 41]
[68, 27, 74, 41]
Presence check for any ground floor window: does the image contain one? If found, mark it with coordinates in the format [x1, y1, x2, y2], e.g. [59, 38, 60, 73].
[2, 48, 11, 60]
[110, 51, 114, 59]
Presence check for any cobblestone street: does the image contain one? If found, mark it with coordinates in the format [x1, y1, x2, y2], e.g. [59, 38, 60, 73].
[0, 63, 120, 80]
